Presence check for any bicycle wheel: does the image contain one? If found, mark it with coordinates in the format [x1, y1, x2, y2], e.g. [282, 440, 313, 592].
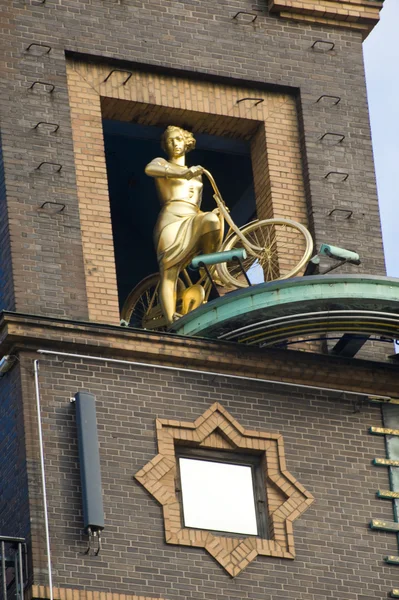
[216, 218, 313, 289]
[121, 273, 186, 330]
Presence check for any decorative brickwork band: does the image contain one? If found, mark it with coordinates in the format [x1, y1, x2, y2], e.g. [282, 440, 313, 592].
[135, 403, 314, 576]
[27, 585, 163, 600]
[268, 0, 383, 38]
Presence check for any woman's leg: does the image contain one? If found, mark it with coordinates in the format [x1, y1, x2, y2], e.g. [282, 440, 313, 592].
[199, 213, 223, 254]
[159, 213, 221, 324]
[159, 264, 180, 325]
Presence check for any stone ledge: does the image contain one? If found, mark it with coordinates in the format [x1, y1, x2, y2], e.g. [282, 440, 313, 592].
[268, 0, 383, 37]
[0, 311, 398, 398]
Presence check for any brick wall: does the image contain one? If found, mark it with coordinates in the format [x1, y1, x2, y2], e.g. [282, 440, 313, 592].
[18, 350, 397, 598]
[0, 0, 385, 322]
[0, 132, 15, 312]
[0, 4, 392, 597]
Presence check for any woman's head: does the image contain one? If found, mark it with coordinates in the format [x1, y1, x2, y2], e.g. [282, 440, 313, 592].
[161, 126, 196, 157]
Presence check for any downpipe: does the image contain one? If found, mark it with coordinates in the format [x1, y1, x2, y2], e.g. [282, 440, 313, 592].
[33, 360, 54, 600]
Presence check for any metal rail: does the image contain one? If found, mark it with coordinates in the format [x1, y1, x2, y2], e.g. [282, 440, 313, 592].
[0, 536, 26, 600]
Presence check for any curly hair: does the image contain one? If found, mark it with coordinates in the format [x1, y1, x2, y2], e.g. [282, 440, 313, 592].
[161, 125, 196, 154]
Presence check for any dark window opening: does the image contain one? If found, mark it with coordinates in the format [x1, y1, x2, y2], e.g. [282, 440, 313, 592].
[103, 120, 256, 310]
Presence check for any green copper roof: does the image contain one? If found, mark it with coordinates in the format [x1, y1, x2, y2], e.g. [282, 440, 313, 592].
[170, 275, 399, 347]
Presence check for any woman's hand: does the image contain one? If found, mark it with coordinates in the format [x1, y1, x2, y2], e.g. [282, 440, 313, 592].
[213, 194, 230, 212]
[184, 165, 203, 180]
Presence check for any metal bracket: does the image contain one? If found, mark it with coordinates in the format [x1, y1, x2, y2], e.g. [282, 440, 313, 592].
[320, 132, 345, 144]
[353, 395, 368, 413]
[236, 97, 264, 107]
[324, 171, 349, 182]
[233, 11, 258, 22]
[316, 94, 341, 105]
[328, 208, 353, 219]
[29, 81, 55, 93]
[233, 256, 252, 286]
[303, 255, 320, 276]
[84, 527, 102, 556]
[103, 69, 133, 85]
[311, 40, 335, 52]
[39, 201, 65, 212]
[36, 162, 62, 173]
[33, 121, 59, 133]
[197, 262, 220, 298]
[26, 43, 51, 54]
[321, 259, 347, 275]
[331, 334, 369, 358]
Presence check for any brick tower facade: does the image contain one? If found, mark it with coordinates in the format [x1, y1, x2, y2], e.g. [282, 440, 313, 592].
[2, 1, 399, 600]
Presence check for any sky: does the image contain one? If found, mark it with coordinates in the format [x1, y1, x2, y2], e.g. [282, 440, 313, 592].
[363, 0, 399, 278]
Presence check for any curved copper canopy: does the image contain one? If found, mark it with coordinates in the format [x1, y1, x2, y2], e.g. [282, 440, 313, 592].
[170, 275, 399, 348]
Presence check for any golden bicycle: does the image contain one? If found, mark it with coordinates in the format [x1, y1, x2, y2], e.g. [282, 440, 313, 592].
[121, 170, 314, 330]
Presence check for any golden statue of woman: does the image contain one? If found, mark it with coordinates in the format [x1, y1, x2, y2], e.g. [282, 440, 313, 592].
[145, 126, 223, 324]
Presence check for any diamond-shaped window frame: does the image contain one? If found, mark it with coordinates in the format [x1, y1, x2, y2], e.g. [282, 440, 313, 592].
[135, 403, 314, 576]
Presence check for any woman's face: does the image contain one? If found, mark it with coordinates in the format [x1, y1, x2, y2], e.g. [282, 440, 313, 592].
[165, 130, 186, 158]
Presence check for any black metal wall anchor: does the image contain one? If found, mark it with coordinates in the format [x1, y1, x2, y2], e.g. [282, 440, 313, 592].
[33, 121, 59, 133]
[29, 0, 46, 4]
[26, 42, 51, 54]
[233, 11, 258, 23]
[316, 94, 341, 105]
[197, 261, 220, 298]
[324, 171, 349, 182]
[39, 201, 66, 212]
[232, 256, 252, 287]
[103, 69, 133, 85]
[35, 162, 62, 173]
[236, 97, 264, 107]
[311, 40, 335, 52]
[328, 208, 353, 219]
[28, 81, 55, 93]
[320, 132, 345, 144]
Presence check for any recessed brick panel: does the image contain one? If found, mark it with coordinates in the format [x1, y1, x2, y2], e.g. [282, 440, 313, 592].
[66, 60, 308, 323]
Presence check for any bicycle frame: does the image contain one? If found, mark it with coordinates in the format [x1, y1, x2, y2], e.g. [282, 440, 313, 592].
[203, 169, 263, 256]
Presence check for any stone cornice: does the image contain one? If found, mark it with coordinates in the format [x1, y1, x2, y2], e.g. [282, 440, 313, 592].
[268, 0, 383, 37]
[0, 311, 398, 397]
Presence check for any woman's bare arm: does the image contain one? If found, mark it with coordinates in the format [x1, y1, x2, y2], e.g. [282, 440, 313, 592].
[145, 159, 202, 179]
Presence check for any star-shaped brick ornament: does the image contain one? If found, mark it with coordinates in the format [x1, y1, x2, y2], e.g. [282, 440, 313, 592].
[135, 402, 314, 576]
